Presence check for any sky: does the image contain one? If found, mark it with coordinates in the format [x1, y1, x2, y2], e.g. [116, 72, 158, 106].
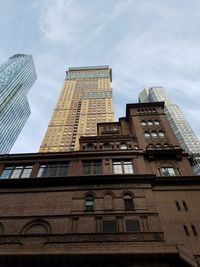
[0, 0, 200, 153]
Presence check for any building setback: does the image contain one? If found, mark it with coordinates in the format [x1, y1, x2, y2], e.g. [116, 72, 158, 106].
[39, 66, 114, 152]
[0, 54, 37, 154]
[0, 102, 199, 267]
[139, 87, 200, 175]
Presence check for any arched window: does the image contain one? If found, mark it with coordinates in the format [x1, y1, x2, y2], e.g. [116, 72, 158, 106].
[156, 144, 161, 148]
[154, 120, 160, 125]
[120, 143, 128, 150]
[151, 132, 158, 138]
[147, 120, 153, 126]
[141, 121, 147, 126]
[123, 194, 134, 210]
[158, 131, 165, 138]
[85, 194, 94, 211]
[144, 132, 150, 138]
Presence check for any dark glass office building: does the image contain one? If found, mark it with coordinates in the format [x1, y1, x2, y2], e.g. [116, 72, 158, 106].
[0, 54, 37, 154]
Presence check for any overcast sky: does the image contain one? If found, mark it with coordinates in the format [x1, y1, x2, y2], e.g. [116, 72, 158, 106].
[1, 0, 200, 153]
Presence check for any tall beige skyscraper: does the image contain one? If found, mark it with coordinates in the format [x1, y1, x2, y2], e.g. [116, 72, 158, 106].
[39, 66, 114, 152]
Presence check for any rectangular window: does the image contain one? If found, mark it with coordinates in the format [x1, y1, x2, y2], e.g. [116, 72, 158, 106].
[113, 160, 134, 174]
[37, 163, 68, 177]
[125, 219, 141, 232]
[83, 161, 102, 175]
[160, 167, 179, 176]
[103, 219, 117, 233]
[0, 166, 33, 179]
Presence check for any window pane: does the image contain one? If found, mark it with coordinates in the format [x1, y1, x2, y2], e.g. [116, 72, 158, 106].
[21, 166, 33, 178]
[120, 144, 127, 150]
[113, 162, 122, 174]
[93, 162, 102, 174]
[58, 164, 68, 176]
[0, 167, 13, 179]
[85, 195, 94, 210]
[10, 167, 23, 178]
[103, 220, 117, 233]
[161, 167, 178, 176]
[83, 163, 91, 175]
[37, 165, 48, 177]
[126, 220, 141, 232]
[48, 165, 57, 177]
[124, 199, 134, 210]
[124, 161, 134, 174]
[147, 121, 153, 125]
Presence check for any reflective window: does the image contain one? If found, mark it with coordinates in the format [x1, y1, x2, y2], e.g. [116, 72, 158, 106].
[85, 194, 94, 211]
[120, 143, 128, 150]
[144, 132, 150, 138]
[147, 120, 153, 125]
[0, 165, 33, 179]
[141, 121, 147, 126]
[151, 132, 158, 138]
[154, 120, 160, 125]
[113, 160, 134, 174]
[158, 131, 165, 138]
[160, 167, 179, 176]
[37, 163, 68, 177]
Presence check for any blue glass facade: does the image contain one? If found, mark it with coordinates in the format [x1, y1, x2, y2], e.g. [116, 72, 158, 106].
[0, 54, 37, 154]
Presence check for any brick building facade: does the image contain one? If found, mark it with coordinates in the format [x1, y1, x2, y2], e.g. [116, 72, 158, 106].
[0, 102, 199, 266]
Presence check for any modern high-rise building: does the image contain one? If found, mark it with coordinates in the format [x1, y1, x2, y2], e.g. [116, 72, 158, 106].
[39, 66, 114, 152]
[139, 86, 200, 175]
[0, 54, 37, 154]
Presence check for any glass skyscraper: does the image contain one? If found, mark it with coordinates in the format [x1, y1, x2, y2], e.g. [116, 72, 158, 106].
[0, 54, 37, 154]
[139, 87, 200, 175]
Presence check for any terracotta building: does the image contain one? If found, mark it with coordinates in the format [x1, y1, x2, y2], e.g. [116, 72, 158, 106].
[0, 102, 199, 266]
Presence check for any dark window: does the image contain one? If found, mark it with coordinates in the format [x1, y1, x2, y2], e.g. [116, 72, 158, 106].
[85, 194, 94, 211]
[85, 144, 93, 151]
[125, 220, 141, 232]
[182, 201, 188, 211]
[183, 225, 189, 236]
[113, 160, 134, 174]
[191, 225, 198, 236]
[103, 219, 117, 233]
[124, 194, 134, 210]
[37, 163, 68, 177]
[160, 167, 179, 176]
[83, 161, 102, 175]
[0, 165, 33, 179]
[175, 201, 181, 211]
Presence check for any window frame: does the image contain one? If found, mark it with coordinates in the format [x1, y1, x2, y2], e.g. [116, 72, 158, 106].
[37, 162, 69, 177]
[160, 167, 180, 176]
[113, 160, 134, 174]
[0, 165, 33, 179]
[82, 160, 102, 175]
